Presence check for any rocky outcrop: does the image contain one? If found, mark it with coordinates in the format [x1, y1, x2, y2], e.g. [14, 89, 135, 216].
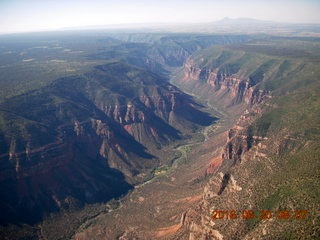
[178, 97, 271, 239]
[222, 107, 268, 164]
[181, 58, 272, 107]
[96, 85, 183, 125]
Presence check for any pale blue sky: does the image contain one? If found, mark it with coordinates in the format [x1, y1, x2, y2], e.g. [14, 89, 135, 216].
[0, 0, 319, 34]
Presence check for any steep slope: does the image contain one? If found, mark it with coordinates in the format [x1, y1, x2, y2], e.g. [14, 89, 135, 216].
[173, 46, 281, 114]
[0, 61, 214, 225]
[172, 38, 320, 239]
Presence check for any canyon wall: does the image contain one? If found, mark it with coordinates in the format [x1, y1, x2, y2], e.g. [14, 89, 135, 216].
[0, 61, 214, 224]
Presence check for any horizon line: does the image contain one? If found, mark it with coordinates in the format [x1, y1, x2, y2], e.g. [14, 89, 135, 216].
[1, 17, 320, 36]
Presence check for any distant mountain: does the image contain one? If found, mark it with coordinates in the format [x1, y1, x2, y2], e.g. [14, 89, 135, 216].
[216, 17, 273, 24]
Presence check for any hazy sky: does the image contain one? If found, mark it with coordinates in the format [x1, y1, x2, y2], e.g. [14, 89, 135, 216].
[0, 0, 319, 34]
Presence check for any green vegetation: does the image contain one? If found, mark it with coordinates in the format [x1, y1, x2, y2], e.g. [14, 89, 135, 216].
[248, 59, 277, 87]
[168, 35, 320, 239]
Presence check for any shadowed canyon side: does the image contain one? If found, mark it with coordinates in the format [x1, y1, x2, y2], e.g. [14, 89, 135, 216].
[0, 60, 215, 225]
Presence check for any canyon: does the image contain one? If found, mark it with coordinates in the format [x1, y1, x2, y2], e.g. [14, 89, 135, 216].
[0, 31, 319, 239]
